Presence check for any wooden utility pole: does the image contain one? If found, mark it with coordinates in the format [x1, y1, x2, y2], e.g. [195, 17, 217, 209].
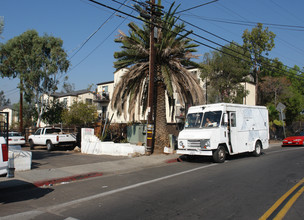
[146, 0, 156, 155]
[19, 83, 23, 133]
[144, 0, 163, 155]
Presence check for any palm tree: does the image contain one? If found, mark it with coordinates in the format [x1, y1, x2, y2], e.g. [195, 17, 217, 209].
[111, 2, 204, 152]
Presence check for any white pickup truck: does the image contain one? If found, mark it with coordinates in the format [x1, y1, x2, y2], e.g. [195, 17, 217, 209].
[28, 127, 77, 151]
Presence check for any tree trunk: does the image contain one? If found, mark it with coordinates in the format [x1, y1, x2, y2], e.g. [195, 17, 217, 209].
[153, 80, 170, 153]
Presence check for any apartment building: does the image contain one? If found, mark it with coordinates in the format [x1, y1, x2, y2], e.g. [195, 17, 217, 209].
[50, 89, 95, 106]
[96, 68, 256, 124]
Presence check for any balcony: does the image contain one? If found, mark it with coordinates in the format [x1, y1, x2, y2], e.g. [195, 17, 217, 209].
[94, 92, 110, 103]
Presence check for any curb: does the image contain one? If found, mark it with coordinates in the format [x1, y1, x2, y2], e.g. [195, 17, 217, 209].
[0, 172, 104, 192]
[165, 157, 184, 163]
[33, 172, 104, 187]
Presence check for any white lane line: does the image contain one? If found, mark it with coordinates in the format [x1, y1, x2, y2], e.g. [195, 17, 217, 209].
[47, 163, 217, 212]
[0, 211, 44, 220]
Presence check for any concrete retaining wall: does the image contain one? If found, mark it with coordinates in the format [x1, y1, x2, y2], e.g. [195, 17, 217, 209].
[8, 149, 32, 171]
[81, 128, 145, 156]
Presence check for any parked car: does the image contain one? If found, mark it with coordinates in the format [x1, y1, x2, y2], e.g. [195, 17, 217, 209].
[28, 127, 77, 151]
[8, 132, 26, 146]
[282, 131, 304, 147]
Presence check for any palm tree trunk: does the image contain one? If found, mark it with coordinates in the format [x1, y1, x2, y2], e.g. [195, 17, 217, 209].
[153, 80, 170, 153]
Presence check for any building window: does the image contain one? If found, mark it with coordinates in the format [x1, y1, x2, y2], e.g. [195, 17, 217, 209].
[102, 86, 108, 93]
[63, 98, 67, 105]
[86, 98, 93, 105]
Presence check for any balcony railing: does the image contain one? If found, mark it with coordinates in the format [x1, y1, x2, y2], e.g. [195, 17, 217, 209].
[94, 92, 110, 102]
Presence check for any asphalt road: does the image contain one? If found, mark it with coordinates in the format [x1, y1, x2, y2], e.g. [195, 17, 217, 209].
[1, 144, 304, 220]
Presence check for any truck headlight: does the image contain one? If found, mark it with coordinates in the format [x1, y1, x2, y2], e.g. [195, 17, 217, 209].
[179, 141, 184, 148]
[200, 139, 210, 149]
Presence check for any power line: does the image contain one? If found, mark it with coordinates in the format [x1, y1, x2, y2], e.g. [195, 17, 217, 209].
[70, 13, 129, 72]
[269, 0, 304, 24]
[128, 0, 303, 72]
[69, 0, 129, 60]
[181, 14, 304, 31]
[176, 0, 218, 14]
[112, 0, 248, 59]
[87, 0, 304, 79]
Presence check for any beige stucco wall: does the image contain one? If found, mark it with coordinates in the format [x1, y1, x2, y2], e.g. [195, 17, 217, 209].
[1, 107, 17, 128]
[77, 92, 94, 104]
[241, 82, 256, 106]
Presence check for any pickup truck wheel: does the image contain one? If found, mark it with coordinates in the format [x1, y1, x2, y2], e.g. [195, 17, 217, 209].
[46, 140, 54, 151]
[213, 146, 226, 163]
[252, 141, 262, 157]
[29, 140, 34, 150]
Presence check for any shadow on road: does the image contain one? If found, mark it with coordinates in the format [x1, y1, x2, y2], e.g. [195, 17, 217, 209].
[0, 179, 54, 204]
[179, 155, 214, 163]
[179, 152, 267, 163]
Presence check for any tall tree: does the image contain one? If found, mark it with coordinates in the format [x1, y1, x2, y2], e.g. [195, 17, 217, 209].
[0, 30, 69, 127]
[0, 90, 10, 106]
[12, 100, 36, 129]
[112, 2, 204, 152]
[242, 23, 276, 105]
[62, 76, 75, 93]
[62, 102, 97, 127]
[42, 100, 66, 125]
[0, 16, 4, 38]
[259, 76, 290, 106]
[200, 42, 251, 103]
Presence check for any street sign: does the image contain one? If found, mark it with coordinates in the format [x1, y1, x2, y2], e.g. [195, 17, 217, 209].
[276, 102, 286, 138]
[276, 102, 286, 112]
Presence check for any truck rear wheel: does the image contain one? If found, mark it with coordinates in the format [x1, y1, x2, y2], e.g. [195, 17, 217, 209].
[252, 141, 262, 157]
[213, 146, 226, 163]
[46, 140, 54, 151]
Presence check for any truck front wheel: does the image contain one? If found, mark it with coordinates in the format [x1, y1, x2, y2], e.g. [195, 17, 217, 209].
[46, 140, 54, 151]
[29, 140, 34, 150]
[213, 146, 226, 163]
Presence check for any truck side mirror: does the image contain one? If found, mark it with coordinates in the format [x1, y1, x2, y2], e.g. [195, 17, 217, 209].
[224, 113, 228, 124]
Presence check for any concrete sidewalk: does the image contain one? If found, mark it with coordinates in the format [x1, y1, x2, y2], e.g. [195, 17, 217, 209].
[0, 153, 180, 191]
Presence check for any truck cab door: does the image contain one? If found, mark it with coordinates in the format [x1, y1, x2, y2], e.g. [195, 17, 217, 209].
[229, 112, 239, 153]
[34, 128, 43, 145]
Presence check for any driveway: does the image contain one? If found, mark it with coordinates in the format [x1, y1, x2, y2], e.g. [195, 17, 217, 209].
[21, 146, 128, 170]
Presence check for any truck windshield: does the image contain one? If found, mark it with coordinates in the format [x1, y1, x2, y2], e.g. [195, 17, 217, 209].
[202, 111, 222, 128]
[185, 111, 222, 129]
[185, 113, 203, 128]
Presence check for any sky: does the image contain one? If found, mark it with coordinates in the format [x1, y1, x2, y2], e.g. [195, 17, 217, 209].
[1, 0, 304, 104]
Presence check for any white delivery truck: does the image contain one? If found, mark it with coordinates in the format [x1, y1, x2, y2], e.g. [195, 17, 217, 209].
[177, 103, 269, 163]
